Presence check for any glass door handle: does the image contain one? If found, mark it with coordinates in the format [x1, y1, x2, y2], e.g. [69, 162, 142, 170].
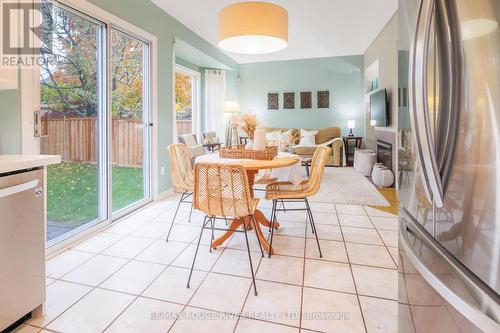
[410, 0, 444, 207]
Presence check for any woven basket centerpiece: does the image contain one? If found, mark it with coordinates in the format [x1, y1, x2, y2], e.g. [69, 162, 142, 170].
[220, 145, 278, 160]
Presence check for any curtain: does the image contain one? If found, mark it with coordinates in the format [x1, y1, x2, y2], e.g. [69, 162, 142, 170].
[204, 69, 226, 142]
[172, 40, 178, 142]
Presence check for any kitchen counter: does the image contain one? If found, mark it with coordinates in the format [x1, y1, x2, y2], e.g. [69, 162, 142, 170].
[0, 154, 61, 174]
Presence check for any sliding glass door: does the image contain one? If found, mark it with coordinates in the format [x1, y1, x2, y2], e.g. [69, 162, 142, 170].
[39, 1, 107, 242]
[39, 1, 151, 244]
[111, 29, 150, 214]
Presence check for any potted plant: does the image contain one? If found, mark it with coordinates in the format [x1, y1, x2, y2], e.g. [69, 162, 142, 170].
[240, 113, 258, 149]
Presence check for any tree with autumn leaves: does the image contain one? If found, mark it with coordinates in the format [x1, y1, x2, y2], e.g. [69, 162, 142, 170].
[40, 1, 144, 119]
[175, 72, 192, 120]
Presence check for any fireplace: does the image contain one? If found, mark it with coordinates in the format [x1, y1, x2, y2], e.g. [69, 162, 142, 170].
[377, 140, 393, 170]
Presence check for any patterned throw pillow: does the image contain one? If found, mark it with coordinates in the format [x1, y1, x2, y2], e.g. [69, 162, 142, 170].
[290, 129, 301, 144]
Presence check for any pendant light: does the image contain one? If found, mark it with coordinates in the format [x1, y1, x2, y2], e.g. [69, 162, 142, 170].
[218, 2, 288, 54]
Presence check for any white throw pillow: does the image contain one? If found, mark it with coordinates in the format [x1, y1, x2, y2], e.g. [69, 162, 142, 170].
[280, 129, 293, 144]
[265, 131, 281, 142]
[299, 129, 318, 146]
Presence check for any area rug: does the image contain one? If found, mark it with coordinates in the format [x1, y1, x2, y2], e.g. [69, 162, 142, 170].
[310, 167, 390, 207]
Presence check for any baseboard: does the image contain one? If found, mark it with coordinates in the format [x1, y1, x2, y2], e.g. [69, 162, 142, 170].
[157, 188, 174, 201]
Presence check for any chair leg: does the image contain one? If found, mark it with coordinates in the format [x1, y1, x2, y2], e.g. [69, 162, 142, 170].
[268, 199, 277, 258]
[166, 192, 185, 242]
[209, 216, 215, 253]
[269, 200, 276, 232]
[243, 218, 258, 296]
[305, 199, 322, 258]
[250, 215, 265, 257]
[304, 199, 316, 234]
[280, 199, 287, 212]
[187, 215, 208, 288]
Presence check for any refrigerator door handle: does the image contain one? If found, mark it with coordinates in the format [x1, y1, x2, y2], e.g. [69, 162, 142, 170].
[410, 0, 445, 207]
[400, 212, 500, 333]
[434, 0, 462, 192]
[0, 179, 39, 199]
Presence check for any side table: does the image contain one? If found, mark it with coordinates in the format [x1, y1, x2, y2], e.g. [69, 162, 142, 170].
[343, 136, 363, 166]
[203, 143, 221, 152]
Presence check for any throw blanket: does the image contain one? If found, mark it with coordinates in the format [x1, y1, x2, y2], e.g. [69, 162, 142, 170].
[295, 137, 346, 167]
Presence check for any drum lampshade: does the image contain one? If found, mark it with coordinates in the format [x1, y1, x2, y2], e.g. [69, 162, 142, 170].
[218, 2, 288, 54]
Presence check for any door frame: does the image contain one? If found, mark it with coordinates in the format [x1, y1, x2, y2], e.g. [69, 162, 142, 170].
[20, 0, 158, 254]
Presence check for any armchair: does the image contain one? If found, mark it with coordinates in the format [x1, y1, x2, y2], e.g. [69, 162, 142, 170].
[178, 134, 205, 162]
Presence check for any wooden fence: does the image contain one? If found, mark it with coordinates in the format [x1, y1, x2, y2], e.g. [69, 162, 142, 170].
[40, 117, 143, 167]
[40, 118, 194, 166]
[176, 119, 192, 136]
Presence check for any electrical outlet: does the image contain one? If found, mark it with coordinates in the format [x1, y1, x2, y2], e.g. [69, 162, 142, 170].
[160, 166, 165, 175]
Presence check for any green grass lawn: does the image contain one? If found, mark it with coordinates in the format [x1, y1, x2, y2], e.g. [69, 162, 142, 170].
[47, 162, 144, 224]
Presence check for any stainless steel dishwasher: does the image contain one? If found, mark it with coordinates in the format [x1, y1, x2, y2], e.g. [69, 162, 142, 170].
[0, 168, 45, 331]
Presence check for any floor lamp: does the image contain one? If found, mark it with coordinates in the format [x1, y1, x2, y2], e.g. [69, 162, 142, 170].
[225, 101, 240, 146]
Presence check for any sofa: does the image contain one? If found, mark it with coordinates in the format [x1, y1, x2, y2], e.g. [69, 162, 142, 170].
[260, 127, 344, 166]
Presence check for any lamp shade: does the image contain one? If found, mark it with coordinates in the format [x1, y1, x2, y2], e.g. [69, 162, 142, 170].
[457, 0, 498, 40]
[218, 2, 288, 54]
[347, 120, 356, 129]
[225, 101, 241, 113]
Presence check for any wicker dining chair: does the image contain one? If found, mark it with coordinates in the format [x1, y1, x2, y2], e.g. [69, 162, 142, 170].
[265, 146, 331, 258]
[187, 163, 264, 296]
[165, 144, 194, 242]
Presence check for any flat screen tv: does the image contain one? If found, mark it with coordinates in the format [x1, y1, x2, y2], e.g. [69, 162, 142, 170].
[370, 89, 390, 127]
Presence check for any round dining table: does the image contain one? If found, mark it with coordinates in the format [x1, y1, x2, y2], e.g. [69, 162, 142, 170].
[195, 152, 301, 254]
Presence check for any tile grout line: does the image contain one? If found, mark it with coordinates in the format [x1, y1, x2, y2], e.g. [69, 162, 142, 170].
[230, 224, 265, 333]
[362, 206, 398, 269]
[101, 215, 230, 333]
[41, 210, 206, 332]
[68, 239, 399, 272]
[337, 213, 369, 333]
[39, 199, 397, 332]
[35, 199, 180, 330]
[165, 217, 241, 333]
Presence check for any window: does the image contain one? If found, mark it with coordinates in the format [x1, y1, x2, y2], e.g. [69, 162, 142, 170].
[175, 65, 200, 139]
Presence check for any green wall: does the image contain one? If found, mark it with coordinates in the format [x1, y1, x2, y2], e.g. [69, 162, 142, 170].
[0, 89, 21, 153]
[0, 0, 239, 193]
[238, 56, 365, 136]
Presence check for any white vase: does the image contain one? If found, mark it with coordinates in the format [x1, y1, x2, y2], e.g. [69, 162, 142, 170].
[245, 139, 254, 149]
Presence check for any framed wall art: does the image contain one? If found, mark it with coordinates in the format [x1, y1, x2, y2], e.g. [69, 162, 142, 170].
[283, 92, 295, 109]
[300, 92, 312, 109]
[317, 91, 330, 108]
[268, 92, 279, 110]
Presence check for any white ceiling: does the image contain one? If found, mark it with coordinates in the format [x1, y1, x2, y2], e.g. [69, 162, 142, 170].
[152, 0, 398, 64]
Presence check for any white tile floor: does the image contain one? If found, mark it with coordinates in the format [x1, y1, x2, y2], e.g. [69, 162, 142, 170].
[20, 194, 398, 333]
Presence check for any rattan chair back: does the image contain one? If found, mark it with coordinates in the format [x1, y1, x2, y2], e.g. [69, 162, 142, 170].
[193, 163, 254, 218]
[168, 144, 194, 192]
[305, 146, 331, 196]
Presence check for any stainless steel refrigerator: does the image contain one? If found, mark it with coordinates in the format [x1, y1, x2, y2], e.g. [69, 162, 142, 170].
[398, 0, 500, 331]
